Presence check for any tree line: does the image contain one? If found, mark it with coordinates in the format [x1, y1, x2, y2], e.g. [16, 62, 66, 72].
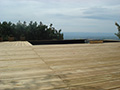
[0, 21, 63, 41]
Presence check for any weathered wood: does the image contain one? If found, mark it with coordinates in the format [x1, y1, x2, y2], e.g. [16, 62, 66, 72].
[89, 40, 103, 44]
[0, 41, 120, 90]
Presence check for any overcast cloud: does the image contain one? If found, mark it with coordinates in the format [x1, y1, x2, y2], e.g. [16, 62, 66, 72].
[0, 0, 120, 33]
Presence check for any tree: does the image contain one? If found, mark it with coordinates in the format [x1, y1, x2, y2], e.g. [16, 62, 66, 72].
[0, 22, 2, 37]
[0, 21, 64, 41]
[1, 21, 11, 40]
[115, 22, 120, 39]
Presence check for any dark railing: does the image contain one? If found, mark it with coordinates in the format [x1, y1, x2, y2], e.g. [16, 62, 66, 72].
[29, 39, 86, 45]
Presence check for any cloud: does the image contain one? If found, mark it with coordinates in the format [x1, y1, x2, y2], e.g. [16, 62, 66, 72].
[82, 6, 120, 21]
[0, 0, 120, 33]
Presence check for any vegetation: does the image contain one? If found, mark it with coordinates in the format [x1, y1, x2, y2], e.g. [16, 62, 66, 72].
[115, 22, 120, 39]
[0, 21, 63, 41]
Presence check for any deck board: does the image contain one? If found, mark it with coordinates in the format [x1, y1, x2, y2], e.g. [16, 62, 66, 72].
[0, 41, 120, 90]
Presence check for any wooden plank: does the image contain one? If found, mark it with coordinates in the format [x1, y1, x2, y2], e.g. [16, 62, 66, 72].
[89, 40, 103, 44]
[0, 41, 120, 90]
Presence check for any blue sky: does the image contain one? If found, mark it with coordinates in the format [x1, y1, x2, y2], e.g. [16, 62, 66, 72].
[0, 0, 120, 33]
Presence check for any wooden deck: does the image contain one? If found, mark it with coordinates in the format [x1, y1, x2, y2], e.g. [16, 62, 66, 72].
[0, 41, 120, 90]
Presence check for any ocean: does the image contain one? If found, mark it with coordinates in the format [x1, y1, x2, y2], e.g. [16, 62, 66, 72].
[63, 32, 119, 40]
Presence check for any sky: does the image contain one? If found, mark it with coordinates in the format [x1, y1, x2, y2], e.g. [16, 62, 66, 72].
[0, 0, 120, 33]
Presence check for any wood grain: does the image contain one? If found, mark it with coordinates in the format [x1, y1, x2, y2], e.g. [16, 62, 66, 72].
[0, 41, 120, 90]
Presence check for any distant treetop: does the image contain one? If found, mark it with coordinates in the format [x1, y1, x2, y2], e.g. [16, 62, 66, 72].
[0, 21, 63, 41]
[115, 22, 120, 39]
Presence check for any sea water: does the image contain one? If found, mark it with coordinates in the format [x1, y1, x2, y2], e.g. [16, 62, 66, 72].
[63, 32, 119, 40]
